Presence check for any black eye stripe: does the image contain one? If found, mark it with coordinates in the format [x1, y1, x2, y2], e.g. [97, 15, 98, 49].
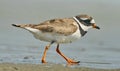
[75, 16, 92, 26]
[83, 20, 90, 23]
[82, 19, 91, 26]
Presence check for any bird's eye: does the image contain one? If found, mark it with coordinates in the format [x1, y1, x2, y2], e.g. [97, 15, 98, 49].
[83, 20, 91, 25]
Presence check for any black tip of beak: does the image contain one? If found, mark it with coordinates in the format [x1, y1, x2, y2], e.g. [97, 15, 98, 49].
[92, 24, 100, 30]
[95, 26, 100, 29]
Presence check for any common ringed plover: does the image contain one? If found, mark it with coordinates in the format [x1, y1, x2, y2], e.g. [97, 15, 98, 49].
[12, 14, 100, 65]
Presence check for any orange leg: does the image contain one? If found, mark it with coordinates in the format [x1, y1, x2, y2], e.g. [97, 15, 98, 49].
[41, 41, 54, 63]
[41, 45, 49, 63]
[56, 44, 80, 65]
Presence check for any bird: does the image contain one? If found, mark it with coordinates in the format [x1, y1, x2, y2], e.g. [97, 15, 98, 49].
[12, 14, 100, 65]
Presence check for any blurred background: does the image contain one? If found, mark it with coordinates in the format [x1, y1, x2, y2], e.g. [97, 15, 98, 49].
[0, 0, 120, 69]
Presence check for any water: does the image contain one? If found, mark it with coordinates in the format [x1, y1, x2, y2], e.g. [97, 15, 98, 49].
[0, 0, 120, 69]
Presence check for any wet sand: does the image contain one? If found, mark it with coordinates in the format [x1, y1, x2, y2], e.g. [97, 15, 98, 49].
[0, 63, 119, 71]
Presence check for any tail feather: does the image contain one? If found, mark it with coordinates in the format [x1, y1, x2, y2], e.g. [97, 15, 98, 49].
[12, 24, 37, 29]
[12, 24, 33, 28]
[12, 24, 21, 27]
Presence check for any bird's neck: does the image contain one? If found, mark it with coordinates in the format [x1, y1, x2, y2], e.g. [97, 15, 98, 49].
[73, 17, 88, 36]
[79, 23, 92, 31]
[73, 16, 92, 31]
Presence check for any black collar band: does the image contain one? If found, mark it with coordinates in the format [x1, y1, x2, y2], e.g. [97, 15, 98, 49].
[73, 16, 87, 37]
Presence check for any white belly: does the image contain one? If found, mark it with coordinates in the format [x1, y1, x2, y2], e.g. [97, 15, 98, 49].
[25, 27, 81, 43]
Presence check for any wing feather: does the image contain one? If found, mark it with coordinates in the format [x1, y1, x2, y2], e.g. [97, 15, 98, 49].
[35, 18, 77, 36]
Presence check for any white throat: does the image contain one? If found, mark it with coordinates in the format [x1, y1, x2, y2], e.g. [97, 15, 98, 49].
[73, 17, 92, 31]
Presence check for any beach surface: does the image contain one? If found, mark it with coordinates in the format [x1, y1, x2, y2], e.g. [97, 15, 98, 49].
[0, 63, 120, 71]
[0, 0, 120, 70]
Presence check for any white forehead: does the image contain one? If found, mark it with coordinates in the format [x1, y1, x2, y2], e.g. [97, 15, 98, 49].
[90, 19, 95, 23]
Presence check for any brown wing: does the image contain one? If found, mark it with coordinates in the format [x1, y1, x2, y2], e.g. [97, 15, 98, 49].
[34, 18, 77, 36]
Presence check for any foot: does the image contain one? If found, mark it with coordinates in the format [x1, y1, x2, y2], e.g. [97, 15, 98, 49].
[56, 44, 80, 65]
[67, 59, 80, 65]
[41, 59, 47, 64]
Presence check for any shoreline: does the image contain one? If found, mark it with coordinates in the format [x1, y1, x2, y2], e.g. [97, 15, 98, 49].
[0, 63, 120, 71]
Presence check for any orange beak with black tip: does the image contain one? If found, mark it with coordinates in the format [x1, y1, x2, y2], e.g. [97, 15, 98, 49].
[92, 24, 100, 29]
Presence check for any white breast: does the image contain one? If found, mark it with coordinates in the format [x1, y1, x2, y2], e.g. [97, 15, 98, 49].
[25, 26, 81, 43]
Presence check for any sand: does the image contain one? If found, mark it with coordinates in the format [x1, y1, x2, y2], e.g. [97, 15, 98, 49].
[0, 63, 119, 71]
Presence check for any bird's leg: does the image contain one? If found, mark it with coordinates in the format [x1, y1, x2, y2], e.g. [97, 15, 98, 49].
[41, 45, 50, 63]
[41, 41, 54, 63]
[56, 44, 80, 65]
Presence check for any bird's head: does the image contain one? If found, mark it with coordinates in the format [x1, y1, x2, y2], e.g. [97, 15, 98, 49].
[75, 14, 100, 31]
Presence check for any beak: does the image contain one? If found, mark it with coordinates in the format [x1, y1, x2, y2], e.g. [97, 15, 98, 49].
[92, 24, 100, 30]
